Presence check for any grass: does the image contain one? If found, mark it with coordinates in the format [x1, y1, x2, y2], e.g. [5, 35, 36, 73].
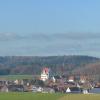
[59, 94, 100, 100]
[0, 93, 64, 100]
[0, 93, 100, 100]
[0, 75, 33, 80]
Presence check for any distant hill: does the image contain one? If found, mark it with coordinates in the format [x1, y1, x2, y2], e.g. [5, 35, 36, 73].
[0, 55, 99, 76]
[73, 62, 100, 76]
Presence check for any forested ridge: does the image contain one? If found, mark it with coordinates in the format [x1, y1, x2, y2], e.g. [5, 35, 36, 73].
[0, 55, 99, 76]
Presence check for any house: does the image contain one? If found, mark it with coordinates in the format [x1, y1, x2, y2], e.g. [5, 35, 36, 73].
[0, 80, 8, 86]
[32, 86, 38, 92]
[0, 85, 8, 92]
[68, 76, 74, 82]
[8, 85, 24, 92]
[52, 77, 56, 83]
[14, 80, 19, 85]
[37, 87, 43, 92]
[80, 76, 86, 83]
[66, 87, 81, 93]
[14, 80, 24, 85]
[66, 87, 71, 93]
[42, 87, 55, 93]
[40, 67, 50, 81]
[76, 83, 81, 88]
[82, 89, 89, 94]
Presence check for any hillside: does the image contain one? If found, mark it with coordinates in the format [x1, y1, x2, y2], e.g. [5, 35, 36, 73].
[0, 55, 99, 75]
[73, 62, 100, 76]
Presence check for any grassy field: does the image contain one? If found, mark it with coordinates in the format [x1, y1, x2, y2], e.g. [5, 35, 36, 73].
[0, 93, 100, 100]
[0, 93, 64, 100]
[0, 75, 34, 80]
[59, 94, 100, 100]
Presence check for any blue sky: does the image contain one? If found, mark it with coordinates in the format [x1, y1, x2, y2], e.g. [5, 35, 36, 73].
[0, 0, 100, 57]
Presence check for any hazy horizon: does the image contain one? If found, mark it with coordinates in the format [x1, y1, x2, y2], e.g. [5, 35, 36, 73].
[0, 0, 100, 57]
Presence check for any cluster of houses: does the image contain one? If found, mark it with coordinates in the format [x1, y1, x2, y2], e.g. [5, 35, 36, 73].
[40, 67, 100, 94]
[0, 67, 100, 94]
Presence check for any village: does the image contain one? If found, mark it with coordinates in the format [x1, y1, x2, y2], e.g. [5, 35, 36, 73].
[0, 67, 100, 94]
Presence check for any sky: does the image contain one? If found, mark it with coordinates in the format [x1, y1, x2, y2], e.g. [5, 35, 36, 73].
[0, 0, 100, 57]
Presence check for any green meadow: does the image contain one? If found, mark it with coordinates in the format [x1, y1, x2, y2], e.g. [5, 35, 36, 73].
[0, 93, 64, 100]
[0, 75, 33, 80]
[60, 94, 100, 100]
[0, 93, 100, 100]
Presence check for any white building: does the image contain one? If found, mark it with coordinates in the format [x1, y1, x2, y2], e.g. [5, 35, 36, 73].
[52, 76, 56, 83]
[68, 76, 74, 82]
[66, 87, 71, 93]
[40, 67, 50, 81]
[83, 89, 88, 94]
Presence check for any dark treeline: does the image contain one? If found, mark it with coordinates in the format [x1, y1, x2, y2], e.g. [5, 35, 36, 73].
[0, 55, 99, 76]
